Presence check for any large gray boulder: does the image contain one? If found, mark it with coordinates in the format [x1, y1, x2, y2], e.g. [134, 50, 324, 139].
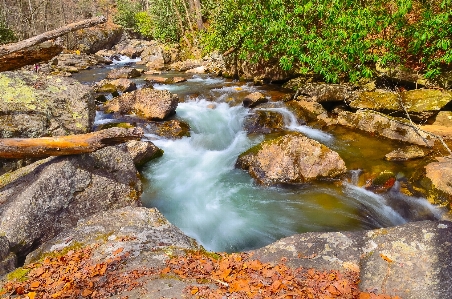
[104, 88, 179, 120]
[0, 145, 142, 260]
[252, 220, 452, 299]
[236, 132, 346, 185]
[0, 71, 95, 138]
[424, 156, 452, 206]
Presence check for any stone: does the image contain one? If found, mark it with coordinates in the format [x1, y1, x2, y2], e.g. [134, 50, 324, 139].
[106, 67, 142, 79]
[143, 120, 191, 139]
[349, 89, 452, 122]
[0, 145, 142, 259]
[25, 206, 199, 273]
[144, 76, 172, 84]
[286, 100, 328, 122]
[295, 83, 356, 103]
[170, 59, 204, 72]
[236, 133, 347, 185]
[0, 71, 95, 138]
[104, 88, 179, 120]
[243, 92, 268, 108]
[425, 156, 452, 206]
[243, 110, 285, 134]
[252, 220, 452, 299]
[432, 111, 452, 126]
[385, 145, 426, 161]
[337, 110, 436, 146]
[95, 78, 137, 93]
[120, 140, 163, 167]
[51, 53, 112, 73]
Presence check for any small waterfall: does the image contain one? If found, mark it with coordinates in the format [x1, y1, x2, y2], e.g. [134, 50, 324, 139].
[255, 107, 333, 143]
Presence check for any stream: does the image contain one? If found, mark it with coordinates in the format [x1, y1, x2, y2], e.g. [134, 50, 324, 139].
[73, 58, 443, 253]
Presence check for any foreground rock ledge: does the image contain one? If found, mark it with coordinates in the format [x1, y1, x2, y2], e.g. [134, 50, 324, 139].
[5, 207, 451, 299]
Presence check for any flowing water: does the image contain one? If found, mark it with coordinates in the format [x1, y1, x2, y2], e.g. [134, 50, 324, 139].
[73, 60, 443, 253]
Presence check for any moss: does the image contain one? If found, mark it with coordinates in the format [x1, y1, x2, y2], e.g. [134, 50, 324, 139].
[29, 241, 85, 264]
[6, 267, 30, 282]
[0, 74, 38, 110]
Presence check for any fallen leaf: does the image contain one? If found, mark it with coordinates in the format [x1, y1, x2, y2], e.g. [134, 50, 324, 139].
[82, 289, 93, 297]
[380, 254, 393, 263]
[190, 286, 199, 295]
[113, 247, 124, 256]
[27, 292, 37, 299]
[30, 281, 40, 290]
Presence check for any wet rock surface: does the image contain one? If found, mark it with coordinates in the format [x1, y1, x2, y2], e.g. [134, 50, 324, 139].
[143, 119, 190, 139]
[94, 78, 137, 93]
[236, 132, 347, 185]
[425, 156, 452, 206]
[106, 67, 142, 79]
[243, 110, 285, 134]
[385, 145, 427, 161]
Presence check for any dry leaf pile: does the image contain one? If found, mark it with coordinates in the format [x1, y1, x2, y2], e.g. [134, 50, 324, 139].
[0, 246, 155, 299]
[164, 251, 401, 299]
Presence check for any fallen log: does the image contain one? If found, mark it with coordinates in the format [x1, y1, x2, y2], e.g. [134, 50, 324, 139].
[0, 16, 106, 57]
[0, 127, 143, 159]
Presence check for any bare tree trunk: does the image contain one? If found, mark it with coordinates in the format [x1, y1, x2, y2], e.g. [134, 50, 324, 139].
[192, 0, 203, 30]
[0, 127, 143, 159]
[0, 15, 106, 57]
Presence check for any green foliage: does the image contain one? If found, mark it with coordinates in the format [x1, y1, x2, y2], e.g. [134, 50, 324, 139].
[0, 14, 16, 44]
[204, 0, 452, 82]
[147, 0, 180, 42]
[134, 11, 153, 38]
[114, 0, 142, 29]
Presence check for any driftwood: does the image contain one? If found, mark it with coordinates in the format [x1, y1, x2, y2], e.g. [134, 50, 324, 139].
[0, 16, 106, 57]
[0, 127, 143, 159]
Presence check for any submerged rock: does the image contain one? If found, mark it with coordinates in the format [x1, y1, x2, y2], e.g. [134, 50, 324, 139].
[104, 88, 178, 120]
[0, 145, 142, 261]
[385, 145, 427, 161]
[286, 100, 328, 123]
[236, 133, 346, 185]
[337, 110, 436, 146]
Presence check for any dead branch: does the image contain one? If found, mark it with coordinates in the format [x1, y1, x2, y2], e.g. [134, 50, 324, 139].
[0, 127, 143, 159]
[0, 16, 106, 57]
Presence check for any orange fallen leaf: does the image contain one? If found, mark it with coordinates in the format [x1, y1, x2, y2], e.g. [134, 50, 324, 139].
[191, 286, 199, 295]
[30, 281, 40, 290]
[82, 289, 93, 297]
[380, 254, 393, 263]
[27, 292, 37, 299]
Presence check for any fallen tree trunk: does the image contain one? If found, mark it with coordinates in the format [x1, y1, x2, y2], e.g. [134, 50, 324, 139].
[0, 16, 107, 57]
[0, 127, 143, 159]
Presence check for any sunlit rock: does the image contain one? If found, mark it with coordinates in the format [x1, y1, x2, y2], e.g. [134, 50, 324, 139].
[242, 92, 268, 108]
[95, 78, 137, 93]
[384, 145, 427, 161]
[104, 88, 178, 120]
[106, 67, 142, 79]
[243, 110, 285, 134]
[236, 132, 346, 185]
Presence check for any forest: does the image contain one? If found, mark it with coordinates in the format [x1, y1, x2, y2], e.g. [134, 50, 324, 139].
[1, 0, 451, 83]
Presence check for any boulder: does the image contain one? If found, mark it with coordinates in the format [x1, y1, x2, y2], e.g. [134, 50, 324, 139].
[143, 120, 190, 139]
[0, 145, 142, 260]
[432, 111, 452, 126]
[294, 83, 356, 103]
[286, 100, 328, 122]
[252, 220, 452, 299]
[0, 71, 95, 138]
[425, 156, 452, 206]
[242, 92, 268, 108]
[66, 23, 123, 54]
[349, 89, 452, 122]
[236, 133, 346, 185]
[337, 110, 436, 146]
[95, 78, 137, 93]
[106, 67, 142, 79]
[50, 53, 112, 73]
[243, 110, 285, 134]
[104, 88, 178, 120]
[0, 236, 15, 276]
[385, 145, 427, 161]
[169, 59, 204, 72]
